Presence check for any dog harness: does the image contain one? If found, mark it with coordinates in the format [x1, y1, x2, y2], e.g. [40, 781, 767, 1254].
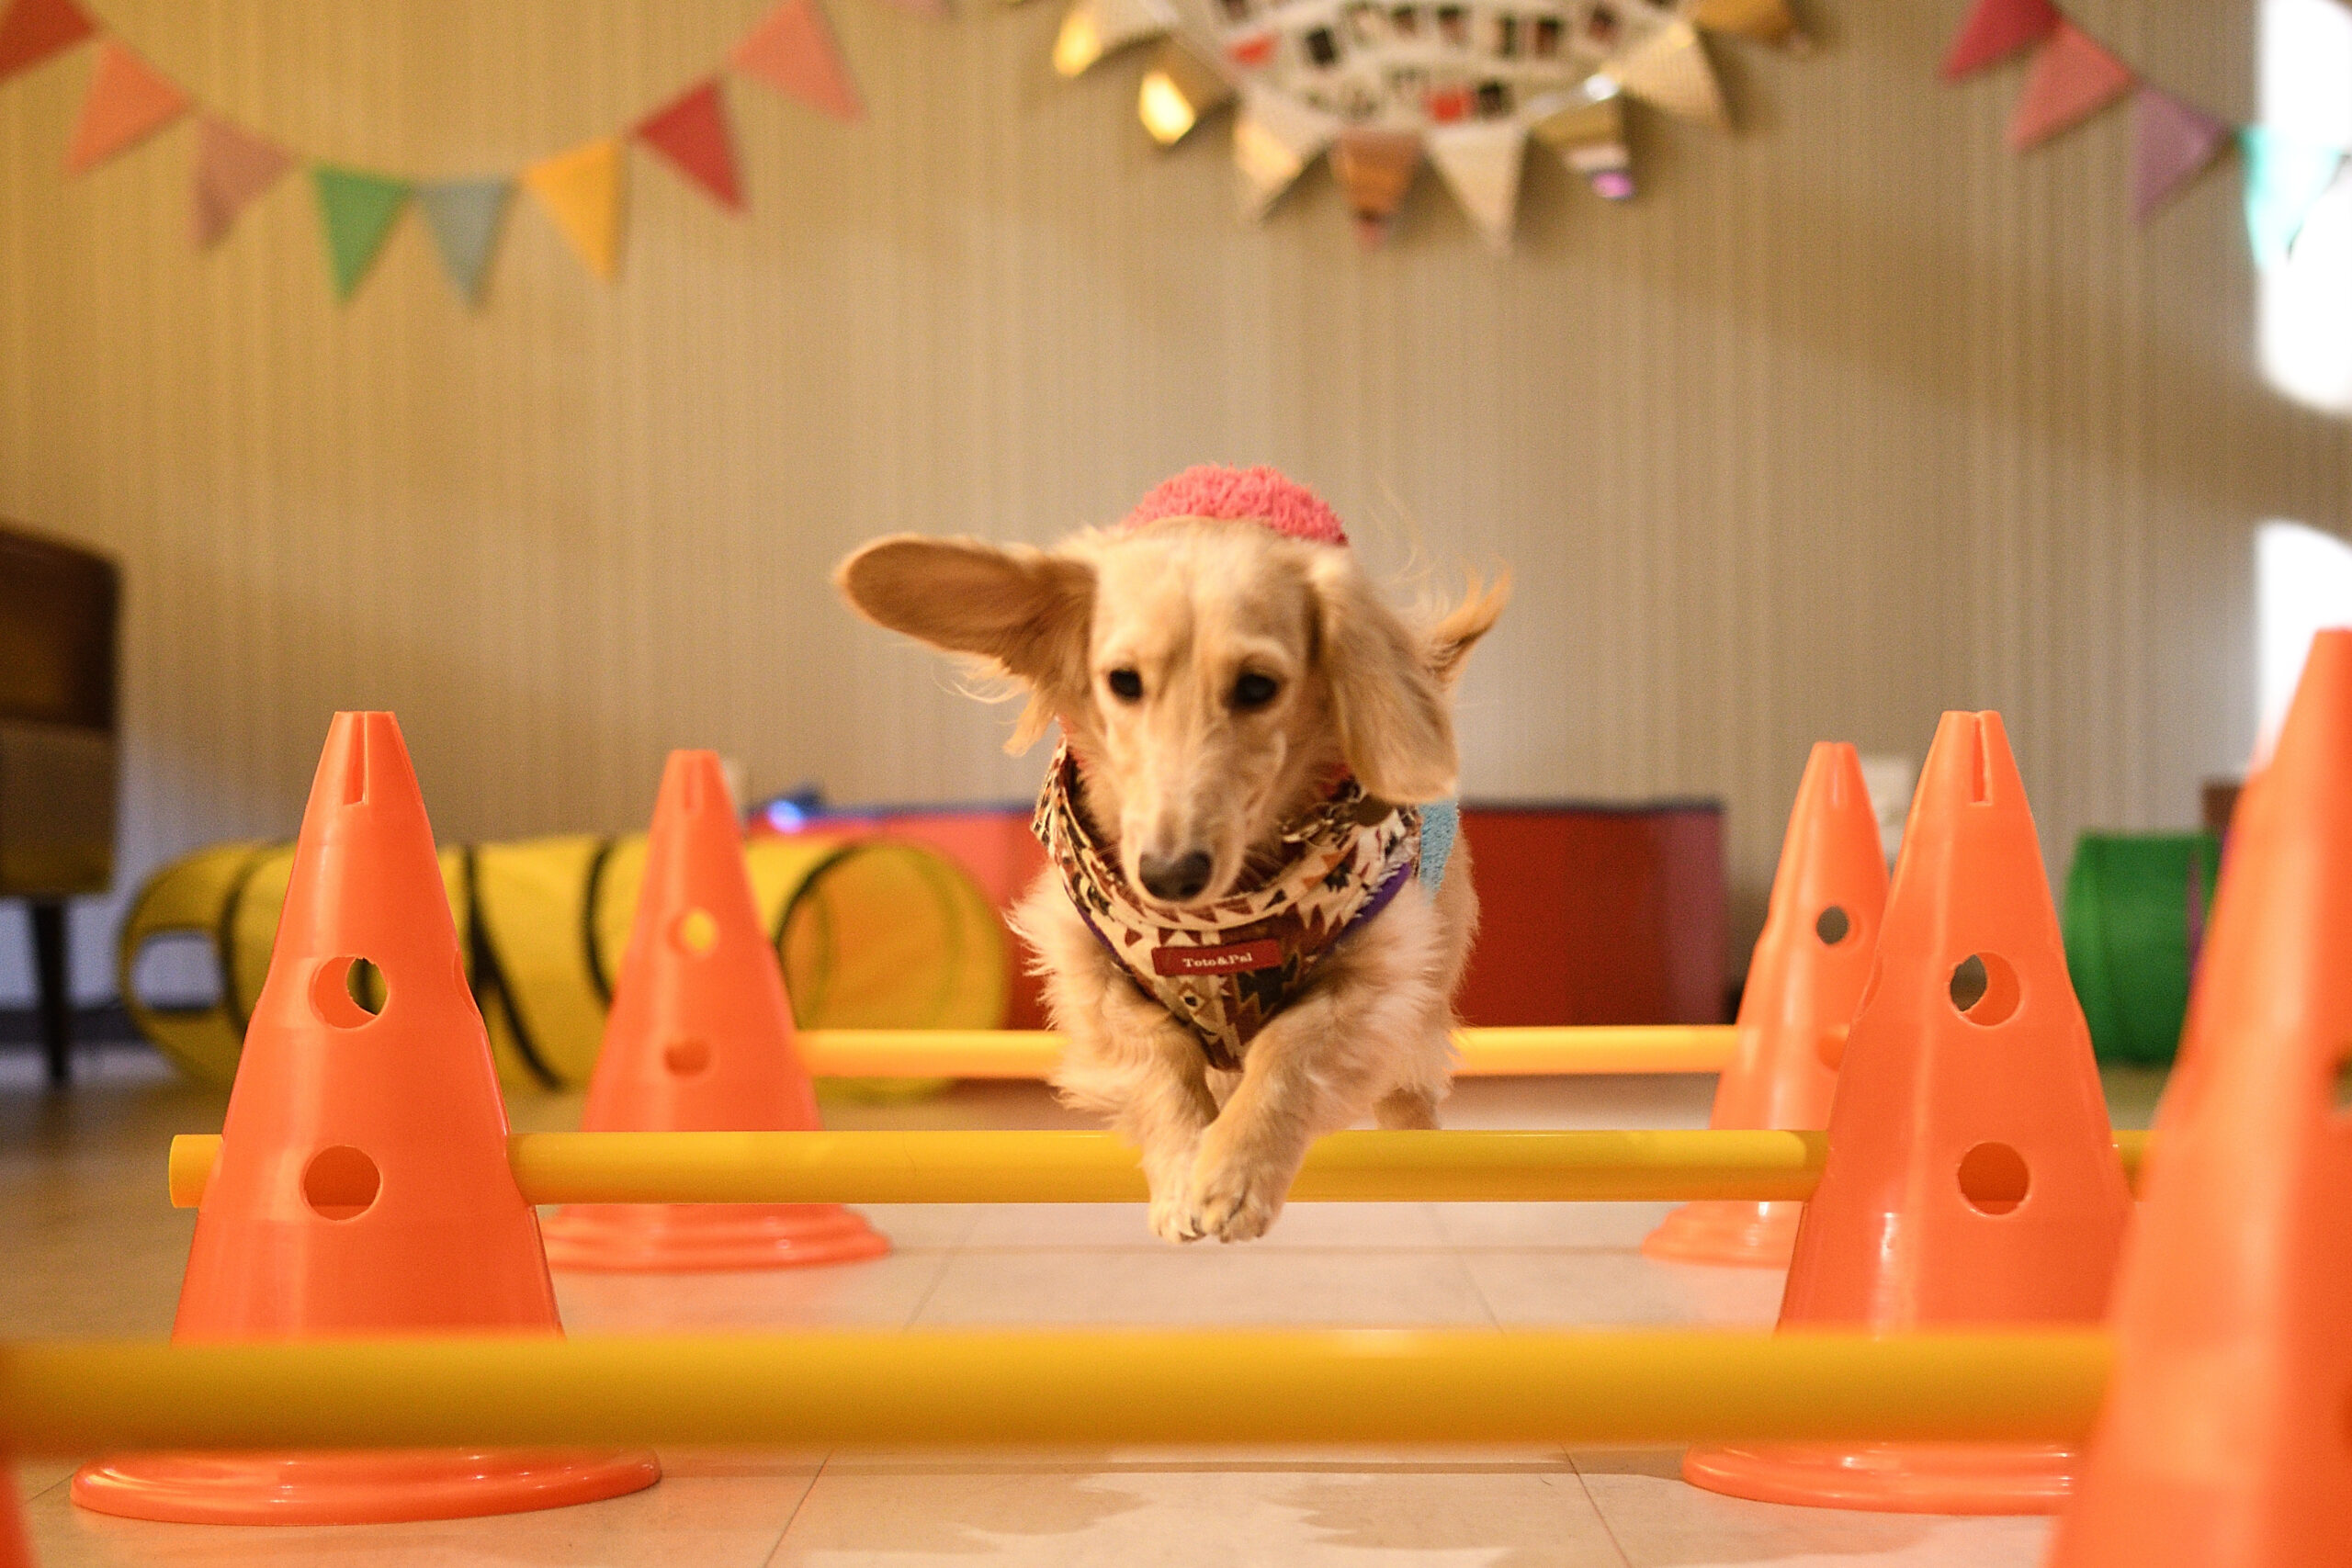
[1033, 743, 1455, 1071]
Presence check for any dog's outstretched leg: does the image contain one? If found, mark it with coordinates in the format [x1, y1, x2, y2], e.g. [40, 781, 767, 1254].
[1046, 975, 1222, 1243]
[1181, 897, 1451, 1242]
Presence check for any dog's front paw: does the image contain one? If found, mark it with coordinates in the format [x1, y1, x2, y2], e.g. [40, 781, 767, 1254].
[1181, 1147, 1285, 1243]
[1148, 1188, 1207, 1245]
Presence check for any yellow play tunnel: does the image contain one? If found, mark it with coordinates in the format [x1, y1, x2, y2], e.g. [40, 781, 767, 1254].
[117, 834, 1007, 1089]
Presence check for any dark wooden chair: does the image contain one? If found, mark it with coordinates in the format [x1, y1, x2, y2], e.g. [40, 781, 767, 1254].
[0, 525, 120, 1085]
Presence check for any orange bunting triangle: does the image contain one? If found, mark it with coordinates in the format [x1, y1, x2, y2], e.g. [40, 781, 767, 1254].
[730, 0, 863, 123]
[0, 0, 94, 85]
[2007, 20, 2133, 151]
[66, 39, 189, 174]
[523, 137, 626, 280]
[636, 77, 742, 209]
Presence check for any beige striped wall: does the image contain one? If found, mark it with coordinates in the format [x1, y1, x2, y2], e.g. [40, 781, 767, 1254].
[2, 1, 2344, 1005]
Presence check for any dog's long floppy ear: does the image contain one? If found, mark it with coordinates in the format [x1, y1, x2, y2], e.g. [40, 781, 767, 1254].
[836, 536, 1095, 753]
[1426, 570, 1510, 691]
[1308, 553, 1457, 803]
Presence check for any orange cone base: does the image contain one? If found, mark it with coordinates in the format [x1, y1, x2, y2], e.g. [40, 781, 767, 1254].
[1683, 1441, 2077, 1515]
[1641, 1200, 1804, 1268]
[71, 1449, 660, 1525]
[541, 1201, 890, 1272]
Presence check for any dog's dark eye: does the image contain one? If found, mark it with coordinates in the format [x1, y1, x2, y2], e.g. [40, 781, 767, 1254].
[1231, 672, 1280, 710]
[1107, 669, 1143, 702]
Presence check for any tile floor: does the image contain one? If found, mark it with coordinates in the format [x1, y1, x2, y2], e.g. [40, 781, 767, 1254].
[1, 1047, 2165, 1567]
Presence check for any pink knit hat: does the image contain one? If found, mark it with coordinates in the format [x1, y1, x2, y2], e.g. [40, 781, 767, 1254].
[1121, 465, 1349, 547]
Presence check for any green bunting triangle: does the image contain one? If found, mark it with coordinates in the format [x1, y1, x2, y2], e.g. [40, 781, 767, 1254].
[311, 164, 411, 300]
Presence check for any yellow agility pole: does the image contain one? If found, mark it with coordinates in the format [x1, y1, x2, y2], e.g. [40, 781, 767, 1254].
[795, 1025, 1737, 1078]
[0, 1330, 2111, 1455]
[166, 1128, 2152, 1210]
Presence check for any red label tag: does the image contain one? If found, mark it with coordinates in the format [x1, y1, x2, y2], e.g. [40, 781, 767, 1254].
[1151, 940, 1282, 977]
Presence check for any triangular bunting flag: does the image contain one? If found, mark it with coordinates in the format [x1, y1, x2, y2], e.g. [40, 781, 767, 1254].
[419, 179, 511, 303]
[1425, 121, 1525, 252]
[2242, 124, 2344, 267]
[1613, 20, 1729, 130]
[636, 78, 742, 209]
[2131, 85, 2229, 224]
[311, 165, 410, 300]
[65, 40, 189, 175]
[1050, 0, 1174, 77]
[1329, 129, 1421, 249]
[729, 0, 864, 122]
[1684, 0, 1804, 51]
[2007, 20, 2133, 152]
[1530, 90, 1634, 199]
[524, 138, 625, 281]
[0, 0, 92, 85]
[1136, 39, 1231, 146]
[189, 116, 291, 248]
[1232, 85, 1338, 220]
[1940, 0, 2059, 83]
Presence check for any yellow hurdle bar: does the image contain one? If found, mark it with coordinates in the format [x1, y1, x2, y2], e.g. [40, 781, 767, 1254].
[797, 1025, 1737, 1078]
[0, 1330, 2111, 1455]
[165, 1128, 2152, 1210]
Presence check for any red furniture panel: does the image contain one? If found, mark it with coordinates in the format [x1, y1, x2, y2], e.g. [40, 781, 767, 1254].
[754, 799, 1727, 1031]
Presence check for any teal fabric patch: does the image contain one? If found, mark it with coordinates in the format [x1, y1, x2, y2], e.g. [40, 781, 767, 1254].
[1419, 798, 1459, 893]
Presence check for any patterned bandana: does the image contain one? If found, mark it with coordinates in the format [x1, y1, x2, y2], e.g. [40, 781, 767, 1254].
[1033, 743, 1422, 1071]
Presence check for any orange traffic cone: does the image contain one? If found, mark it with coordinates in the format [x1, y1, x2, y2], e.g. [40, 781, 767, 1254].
[0, 1465, 30, 1568]
[2049, 631, 2352, 1566]
[73, 714, 658, 1524]
[1685, 712, 2132, 1513]
[1644, 742, 1886, 1267]
[540, 751, 888, 1270]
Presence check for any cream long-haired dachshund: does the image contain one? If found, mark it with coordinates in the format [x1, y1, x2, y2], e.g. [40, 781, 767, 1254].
[837, 467, 1507, 1243]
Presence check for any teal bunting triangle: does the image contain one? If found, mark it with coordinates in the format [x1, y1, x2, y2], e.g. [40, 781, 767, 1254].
[2241, 124, 2344, 267]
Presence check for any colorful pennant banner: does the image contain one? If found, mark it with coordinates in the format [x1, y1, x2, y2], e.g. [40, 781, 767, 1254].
[1942, 0, 2349, 268]
[190, 114, 290, 247]
[638, 79, 744, 210]
[64, 38, 184, 173]
[418, 180, 512, 303]
[0, 0, 887, 304]
[1051, 0, 1809, 249]
[313, 166, 409, 299]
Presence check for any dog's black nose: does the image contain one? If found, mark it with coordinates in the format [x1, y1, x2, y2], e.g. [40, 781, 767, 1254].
[1138, 850, 1213, 902]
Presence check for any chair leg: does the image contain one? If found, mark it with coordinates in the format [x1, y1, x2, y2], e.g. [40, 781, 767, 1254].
[29, 900, 70, 1088]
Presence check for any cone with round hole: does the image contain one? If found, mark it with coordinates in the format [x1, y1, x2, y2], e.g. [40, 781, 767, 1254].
[73, 712, 659, 1524]
[1645, 742, 1886, 1267]
[1683, 711, 2132, 1514]
[2048, 631, 2352, 1566]
[540, 751, 888, 1270]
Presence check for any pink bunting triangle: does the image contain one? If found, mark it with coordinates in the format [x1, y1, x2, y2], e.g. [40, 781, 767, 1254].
[190, 115, 292, 246]
[729, 0, 863, 123]
[0, 0, 93, 84]
[66, 39, 189, 174]
[2007, 20, 2133, 152]
[636, 78, 742, 209]
[1941, 0, 2058, 82]
[2131, 85, 2230, 224]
